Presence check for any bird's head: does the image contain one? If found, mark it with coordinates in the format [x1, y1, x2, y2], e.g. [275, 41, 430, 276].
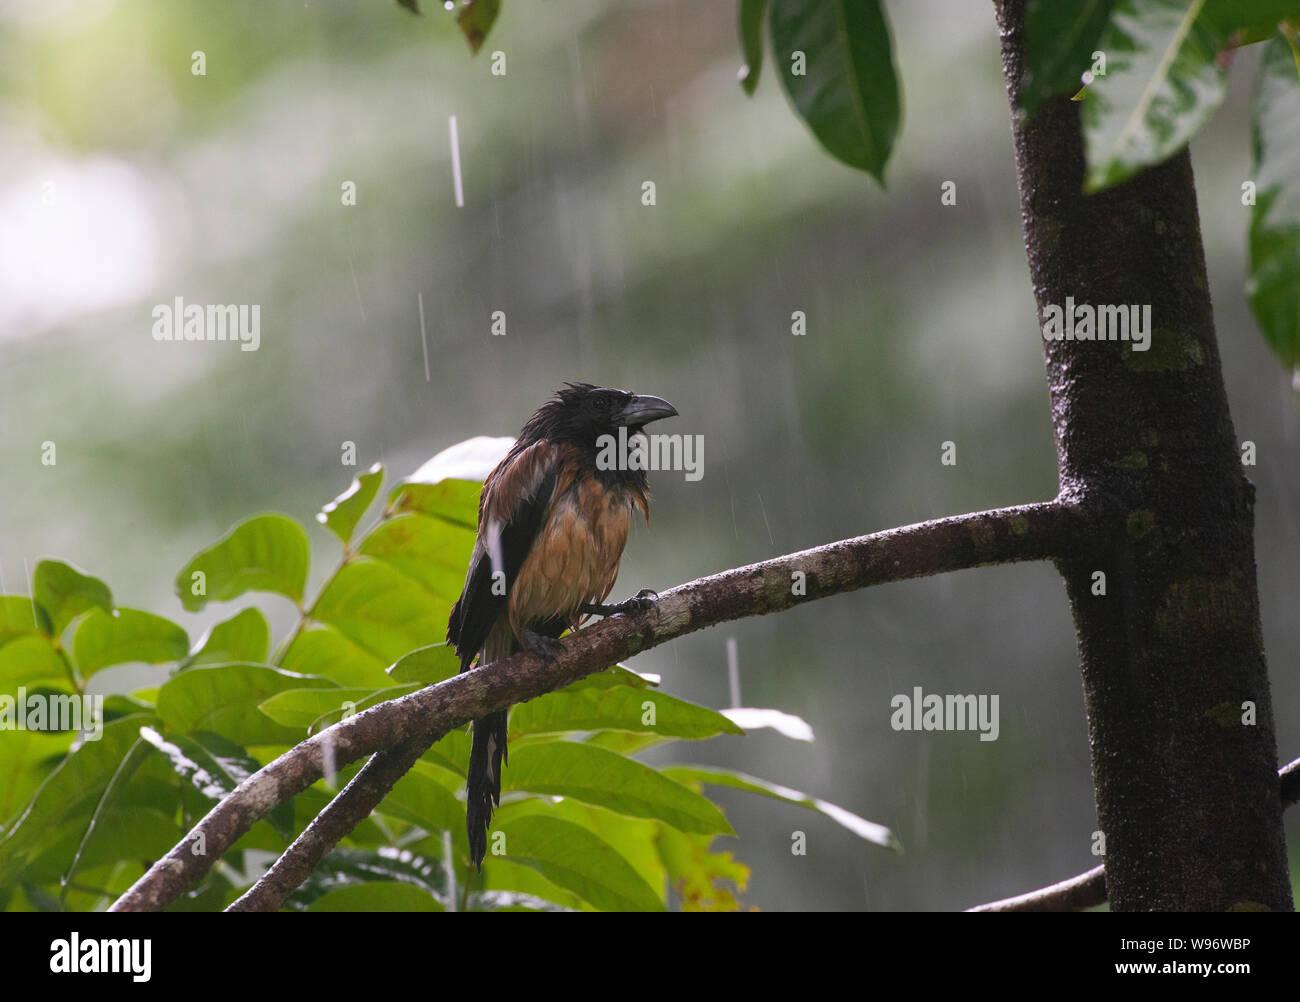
[522, 382, 678, 449]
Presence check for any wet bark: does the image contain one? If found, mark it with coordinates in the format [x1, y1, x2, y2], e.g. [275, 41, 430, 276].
[995, 0, 1292, 911]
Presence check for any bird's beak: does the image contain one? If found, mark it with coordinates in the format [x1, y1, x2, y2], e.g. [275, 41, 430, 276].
[617, 394, 678, 428]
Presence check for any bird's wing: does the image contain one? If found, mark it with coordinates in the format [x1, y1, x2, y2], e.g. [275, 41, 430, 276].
[446, 439, 572, 671]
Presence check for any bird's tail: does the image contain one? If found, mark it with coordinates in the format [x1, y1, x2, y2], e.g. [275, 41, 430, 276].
[467, 709, 508, 869]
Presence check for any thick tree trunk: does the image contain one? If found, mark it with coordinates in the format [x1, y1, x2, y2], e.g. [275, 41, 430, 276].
[995, 1, 1292, 910]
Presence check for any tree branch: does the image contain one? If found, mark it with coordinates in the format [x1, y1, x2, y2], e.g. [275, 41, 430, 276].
[968, 758, 1300, 913]
[225, 729, 440, 912]
[110, 499, 1084, 912]
[967, 865, 1106, 913]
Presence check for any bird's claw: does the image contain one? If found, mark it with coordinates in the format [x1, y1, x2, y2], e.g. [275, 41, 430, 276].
[522, 628, 566, 662]
[582, 589, 659, 617]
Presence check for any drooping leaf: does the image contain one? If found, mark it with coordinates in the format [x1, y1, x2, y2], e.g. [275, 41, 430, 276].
[661, 764, 902, 851]
[317, 463, 384, 546]
[656, 824, 751, 911]
[497, 797, 669, 904]
[189, 607, 271, 667]
[738, 0, 768, 95]
[32, 560, 113, 638]
[175, 514, 311, 612]
[1083, 0, 1228, 192]
[1248, 31, 1300, 369]
[489, 814, 664, 912]
[72, 608, 188, 679]
[455, 0, 501, 54]
[720, 706, 813, 740]
[768, 0, 901, 182]
[503, 741, 734, 835]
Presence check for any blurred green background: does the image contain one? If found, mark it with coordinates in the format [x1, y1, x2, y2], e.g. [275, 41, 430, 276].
[1, 0, 1296, 910]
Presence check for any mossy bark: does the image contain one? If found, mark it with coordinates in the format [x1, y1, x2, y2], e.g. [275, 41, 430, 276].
[996, 0, 1292, 910]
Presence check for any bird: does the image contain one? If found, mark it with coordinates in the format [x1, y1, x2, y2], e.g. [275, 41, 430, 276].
[446, 382, 679, 869]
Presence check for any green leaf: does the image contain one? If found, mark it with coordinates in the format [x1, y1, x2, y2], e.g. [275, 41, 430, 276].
[0, 635, 70, 691]
[656, 825, 751, 911]
[278, 626, 392, 687]
[310, 558, 450, 664]
[739, 0, 768, 95]
[1021, 0, 1118, 113]
[721, 706, 813, 740]
[584, 730, 677, 756]
[309, 882, 444, 912]
[286, 847, 448, 910]
[0, 724, 75, 831]
[422, 728, 471, 776]
[455, 0, 501, 54]
[136, 726, 293, 842]
[376, 762, 467, 836]
[491, 814, 664, 911]
[317, 463, 384, 546]
[23, 805, 180, 886]
[661, 764, 902, 851]
[258, 683, 416, 732]
[1248, 31, 1300, 369]
[156, 663, 338, 745]
[388, 436, 512, 526]
[511, 684, 744, 740]
[386, 643, 462, 684]
[0, 716, 159, 884]
[1083, 0, 1228, 192]
[190, 607, 271, 666]
[0, 596, 44, 648]
[499, 797, 669, 903]
[504, 741, 734, 835]
[768, 0, 901, 182]
[72, 608, 188, 679]
[176, 514, 311, 612]
[358, 514, 476, 604]
[1202, 0, 1300, 37]
[32, 560, 113, 638]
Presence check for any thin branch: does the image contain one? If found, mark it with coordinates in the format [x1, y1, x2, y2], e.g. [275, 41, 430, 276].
[968, 865, 1106, 913]
[968, 759, 1300, 913]
[225, 729, 440, 912]
[110, 499, 1084, 912]
[1281, 756, 1300, 808]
